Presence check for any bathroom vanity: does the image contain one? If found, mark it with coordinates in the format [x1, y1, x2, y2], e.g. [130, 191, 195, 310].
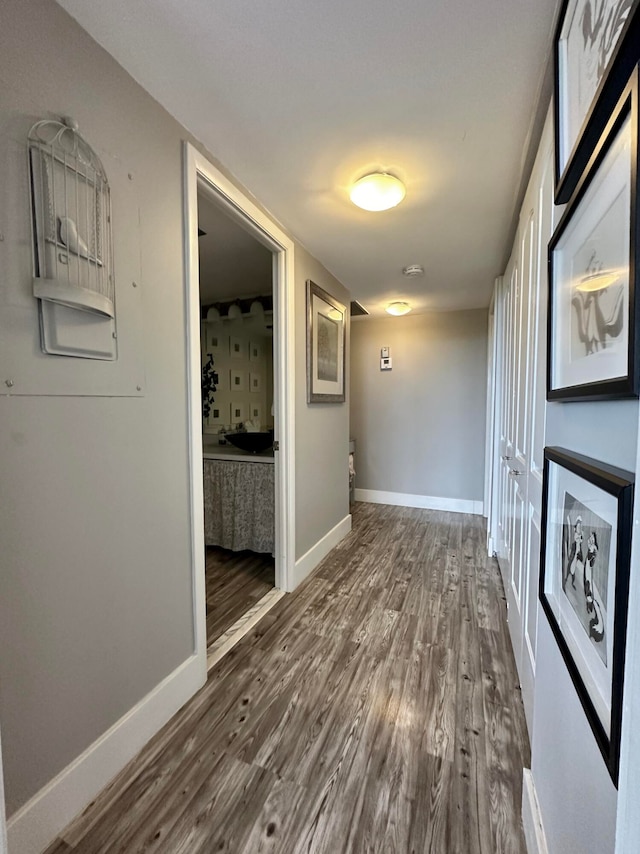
[202, 440, 275, 554]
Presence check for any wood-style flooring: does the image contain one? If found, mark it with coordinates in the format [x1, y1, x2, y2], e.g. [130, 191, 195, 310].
[206, 547, 275, 646]
[44, 503, 530, 854]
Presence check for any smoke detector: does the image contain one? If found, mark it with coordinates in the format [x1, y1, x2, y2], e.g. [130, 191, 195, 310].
[402, 264, 424, 277]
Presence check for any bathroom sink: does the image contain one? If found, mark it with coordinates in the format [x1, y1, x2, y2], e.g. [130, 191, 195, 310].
[226, 432, 273, 453]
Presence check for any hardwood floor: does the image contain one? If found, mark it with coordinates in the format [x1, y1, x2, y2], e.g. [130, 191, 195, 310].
[205, 547, 275, 646]
[45, 503, 530, 854]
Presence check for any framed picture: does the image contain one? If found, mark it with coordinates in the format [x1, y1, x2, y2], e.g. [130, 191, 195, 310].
[206, 326, 223, 353]
[249, 340, 262, 362]
[249, 402, 262, 422]
[230, 369, 245, 392]
[207, 404, 224, 426]
[249, 372, 262, 393]
[230, 336, 245, 359]
[539, 447, 633, 784]
[306, 280, 346, 403]
[230, 401, 244, 425]
[554, 0, 639, 202]
[548, 69, 639, 401]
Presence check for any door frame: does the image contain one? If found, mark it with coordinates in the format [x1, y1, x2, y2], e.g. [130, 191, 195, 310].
[0, 726, 6, 854]
[183, 142, 296, 670]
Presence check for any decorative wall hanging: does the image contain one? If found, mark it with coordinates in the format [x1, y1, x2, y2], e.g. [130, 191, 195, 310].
[554, 0, 640, 202]
[539, 447, 633, 784]
[28, 117, 117, 359]
[306, 280, 346, 403]
[548, 68, 639, 401]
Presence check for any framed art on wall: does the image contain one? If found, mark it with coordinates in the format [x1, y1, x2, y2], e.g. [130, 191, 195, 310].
[548, 68, 639, 401]
[230, 369, 245, 392]
[539, 447, 633, 784]
[306, 280, 346, 403]
[554, 0, 639, 202]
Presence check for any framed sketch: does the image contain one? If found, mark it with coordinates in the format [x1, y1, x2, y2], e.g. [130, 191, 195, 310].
[554, 0, 639, 202]
[230, 336, 245, 359]
[306, 280, 346, 403]
[207, 404, 224, 426]
[230, 401, 244, 425]
[249, 402, 262, 422]
[249, 340, 262, 362]
[206, 326, 223, 353]
[230, 369, 245, 392]
[539, 447, 633, 784]
[250, 372, 262, 392]
[548, 70, 639, 401]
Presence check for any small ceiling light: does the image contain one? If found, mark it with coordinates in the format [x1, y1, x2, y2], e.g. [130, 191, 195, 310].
[350, 173, 406, 212]
[402, 264, 424, 277]
[386, 301, 411, 316]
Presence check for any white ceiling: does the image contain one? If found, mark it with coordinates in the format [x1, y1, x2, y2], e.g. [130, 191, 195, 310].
[58, 0, 559, 315]
[198, 193, 272, 304]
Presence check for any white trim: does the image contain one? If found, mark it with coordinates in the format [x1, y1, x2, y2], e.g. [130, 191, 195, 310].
[206, 588, 286, 670]
[354, 489, 484, 516]
[183, 140, 296, 637]
[292, 514, 352, 589]
[7, 654, 202, 854]
[522, 769, 548, 854]
[0, 729, 7, 854]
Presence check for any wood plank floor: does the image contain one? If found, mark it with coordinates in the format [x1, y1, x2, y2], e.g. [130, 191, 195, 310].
[45, 503, 530, 854]
[205, 547, 275, 646]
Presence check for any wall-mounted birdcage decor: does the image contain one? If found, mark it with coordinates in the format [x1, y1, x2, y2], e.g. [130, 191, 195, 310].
[28, 116, 117, 360]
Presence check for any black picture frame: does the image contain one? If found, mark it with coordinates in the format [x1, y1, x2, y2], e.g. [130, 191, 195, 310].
[548, 66, 639, 401]
[306, 280, 346, 403]
[539, 447, 634, 785]
[554, 0, 640, 203]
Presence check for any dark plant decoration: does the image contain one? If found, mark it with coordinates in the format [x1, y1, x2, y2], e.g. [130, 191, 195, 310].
[201, 353, 218, 420]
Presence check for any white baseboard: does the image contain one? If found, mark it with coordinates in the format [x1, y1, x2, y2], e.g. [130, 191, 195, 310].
[7, 653, 205, 854]
[522, 769, 548, 854]
[293, 514, 352, 589]
[354, 488, 484, 516]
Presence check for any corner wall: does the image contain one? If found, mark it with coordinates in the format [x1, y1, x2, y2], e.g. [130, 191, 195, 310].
[350, 310, 488, 507]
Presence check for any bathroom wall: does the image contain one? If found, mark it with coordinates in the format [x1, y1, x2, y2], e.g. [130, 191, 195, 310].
[0, 0, 350, 830]
[201, 316, 274, 434]
[350, 309, 488, 506]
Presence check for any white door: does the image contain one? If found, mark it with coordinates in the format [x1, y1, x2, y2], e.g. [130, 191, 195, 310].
[490, 110, 556, 729]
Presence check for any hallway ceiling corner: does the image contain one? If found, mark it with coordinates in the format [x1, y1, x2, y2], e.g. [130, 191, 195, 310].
[57, 0, 560, 316]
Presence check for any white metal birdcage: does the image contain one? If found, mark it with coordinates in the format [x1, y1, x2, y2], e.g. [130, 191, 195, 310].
[28, 117, 115, 320]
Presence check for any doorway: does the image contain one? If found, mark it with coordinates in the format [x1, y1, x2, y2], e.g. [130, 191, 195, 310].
[183, 143, 295, 673]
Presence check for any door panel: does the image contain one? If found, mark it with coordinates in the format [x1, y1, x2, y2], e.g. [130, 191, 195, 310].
[489, 109, 555, 732]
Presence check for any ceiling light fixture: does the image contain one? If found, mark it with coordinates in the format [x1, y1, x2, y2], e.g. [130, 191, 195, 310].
[350, 173, 406, 212]
[386, 301, 411, 316]
[402, 264, 424, 277]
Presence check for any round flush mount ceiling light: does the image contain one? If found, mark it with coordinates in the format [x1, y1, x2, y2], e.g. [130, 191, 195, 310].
[350, 173, 406, 211]
[386, 301, 412, 316]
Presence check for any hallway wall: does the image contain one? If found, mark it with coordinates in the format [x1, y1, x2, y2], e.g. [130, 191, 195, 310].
[0, 0, 350, 830]
[350, 310, 488, 506]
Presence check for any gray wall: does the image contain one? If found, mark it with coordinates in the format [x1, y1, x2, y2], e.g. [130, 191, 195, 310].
[350, 310, 488, 502]
[295, 247, 351, 558]
[531, 399, 638, 853]
[0, 0, 349, 815]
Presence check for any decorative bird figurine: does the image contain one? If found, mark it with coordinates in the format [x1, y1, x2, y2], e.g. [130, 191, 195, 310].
[58, 215, 89, 261]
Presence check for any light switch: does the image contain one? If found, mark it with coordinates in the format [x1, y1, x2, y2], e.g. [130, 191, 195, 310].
[381, 346, 389, 358]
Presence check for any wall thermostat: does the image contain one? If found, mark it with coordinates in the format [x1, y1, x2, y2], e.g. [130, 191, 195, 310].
[380, 346, 392, 370]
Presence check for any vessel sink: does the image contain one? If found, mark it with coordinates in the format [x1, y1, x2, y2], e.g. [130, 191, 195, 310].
[226, 432, 273, 453]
